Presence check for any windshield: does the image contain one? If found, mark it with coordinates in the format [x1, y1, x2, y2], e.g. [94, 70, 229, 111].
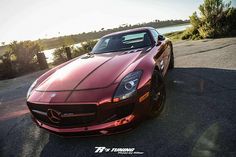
[92, 31, 152, 53]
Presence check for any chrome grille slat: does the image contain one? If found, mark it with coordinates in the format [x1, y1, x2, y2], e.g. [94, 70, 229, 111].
[32, 109, 47, 116]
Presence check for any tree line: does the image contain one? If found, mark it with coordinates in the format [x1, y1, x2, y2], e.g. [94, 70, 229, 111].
[0, 19, 189, 54]
[37, 19, 189, 50]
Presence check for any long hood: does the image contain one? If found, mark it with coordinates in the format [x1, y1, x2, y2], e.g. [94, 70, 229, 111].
[36, 51, 143, 91]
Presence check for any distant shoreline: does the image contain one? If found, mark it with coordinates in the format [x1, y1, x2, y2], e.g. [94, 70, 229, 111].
[0, 20, 189, 56]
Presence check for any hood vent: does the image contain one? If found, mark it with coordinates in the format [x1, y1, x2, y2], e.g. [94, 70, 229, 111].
[123, 49, 142, 54]
[81, 53, 94, 59]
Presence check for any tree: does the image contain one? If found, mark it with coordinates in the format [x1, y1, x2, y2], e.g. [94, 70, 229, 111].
[199, 0, 231, 37]
[8, 41, 44, 72]
[0, 51, 15, 79]
[182, 0, 236, 39]
[0, 40, 46, 79]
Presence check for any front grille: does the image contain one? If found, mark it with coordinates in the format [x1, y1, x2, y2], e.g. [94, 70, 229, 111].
[27, 103, 97, 128]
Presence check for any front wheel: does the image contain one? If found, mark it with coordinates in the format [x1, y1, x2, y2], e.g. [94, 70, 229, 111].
[148, 70, 166, 118]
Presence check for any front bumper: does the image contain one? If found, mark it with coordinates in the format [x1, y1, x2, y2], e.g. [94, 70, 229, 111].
[28, 94, 150, 136]
[33, 114, 136, 137]
[27, 81, 151, 136]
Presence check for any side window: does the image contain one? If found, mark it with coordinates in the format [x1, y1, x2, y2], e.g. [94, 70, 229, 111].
[151, 30, 159, 43]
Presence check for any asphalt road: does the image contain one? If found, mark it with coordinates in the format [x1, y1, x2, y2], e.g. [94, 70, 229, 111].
[0, 38, 236, 157]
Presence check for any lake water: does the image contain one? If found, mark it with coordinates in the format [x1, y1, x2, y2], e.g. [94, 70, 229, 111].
[157, 24, 191, 34]
[44, 24, 191, 63]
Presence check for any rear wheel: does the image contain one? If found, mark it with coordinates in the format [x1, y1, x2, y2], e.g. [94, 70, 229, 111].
[148, 70, 166, 118]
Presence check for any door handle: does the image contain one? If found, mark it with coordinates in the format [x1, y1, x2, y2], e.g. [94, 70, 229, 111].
[160, 60, 164, 70]
[160, 60, 164, 65]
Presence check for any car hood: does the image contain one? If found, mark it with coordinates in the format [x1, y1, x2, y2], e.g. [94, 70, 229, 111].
[36, 50, 144, 91]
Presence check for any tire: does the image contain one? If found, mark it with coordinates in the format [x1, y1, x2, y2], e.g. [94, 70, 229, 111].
[148, 70, 166, 118]
[168, 46, 174, 70]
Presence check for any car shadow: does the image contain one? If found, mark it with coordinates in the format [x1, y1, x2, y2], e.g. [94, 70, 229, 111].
[36, 68, 236, 157]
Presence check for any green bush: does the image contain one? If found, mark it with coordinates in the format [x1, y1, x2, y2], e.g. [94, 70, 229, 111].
[52, 40, 97, 65]
[72, 40, 97, 58]
[164, 31, 185, 41]
[9, 41, 43, 71]
[52, 46, 69, 65]
[183, 0, 236, 39]
[0, 41, 46, 79]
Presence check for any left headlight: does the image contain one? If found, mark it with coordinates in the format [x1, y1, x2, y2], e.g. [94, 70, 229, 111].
[113, 70, 142, 102]
[27, 80, 37, 99]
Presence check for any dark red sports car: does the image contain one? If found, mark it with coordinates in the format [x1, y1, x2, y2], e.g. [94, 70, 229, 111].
[26, 27, 174, 136]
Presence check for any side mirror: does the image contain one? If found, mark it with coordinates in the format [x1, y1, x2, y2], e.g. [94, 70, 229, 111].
[158, 35, 165, 41]
[88, 46, 93, 52]
[156, 35, 165, 46]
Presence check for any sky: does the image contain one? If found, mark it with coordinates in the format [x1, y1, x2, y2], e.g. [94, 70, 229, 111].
[0, 0, 235, 44]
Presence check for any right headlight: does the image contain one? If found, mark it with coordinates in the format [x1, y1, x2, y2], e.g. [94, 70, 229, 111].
[113, 70, 142, 102]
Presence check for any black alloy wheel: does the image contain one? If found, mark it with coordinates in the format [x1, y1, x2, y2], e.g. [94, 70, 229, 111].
[149, 70, 166, 118]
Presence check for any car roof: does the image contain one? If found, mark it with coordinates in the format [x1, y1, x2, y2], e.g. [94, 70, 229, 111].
[103, 27, 155, 38]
